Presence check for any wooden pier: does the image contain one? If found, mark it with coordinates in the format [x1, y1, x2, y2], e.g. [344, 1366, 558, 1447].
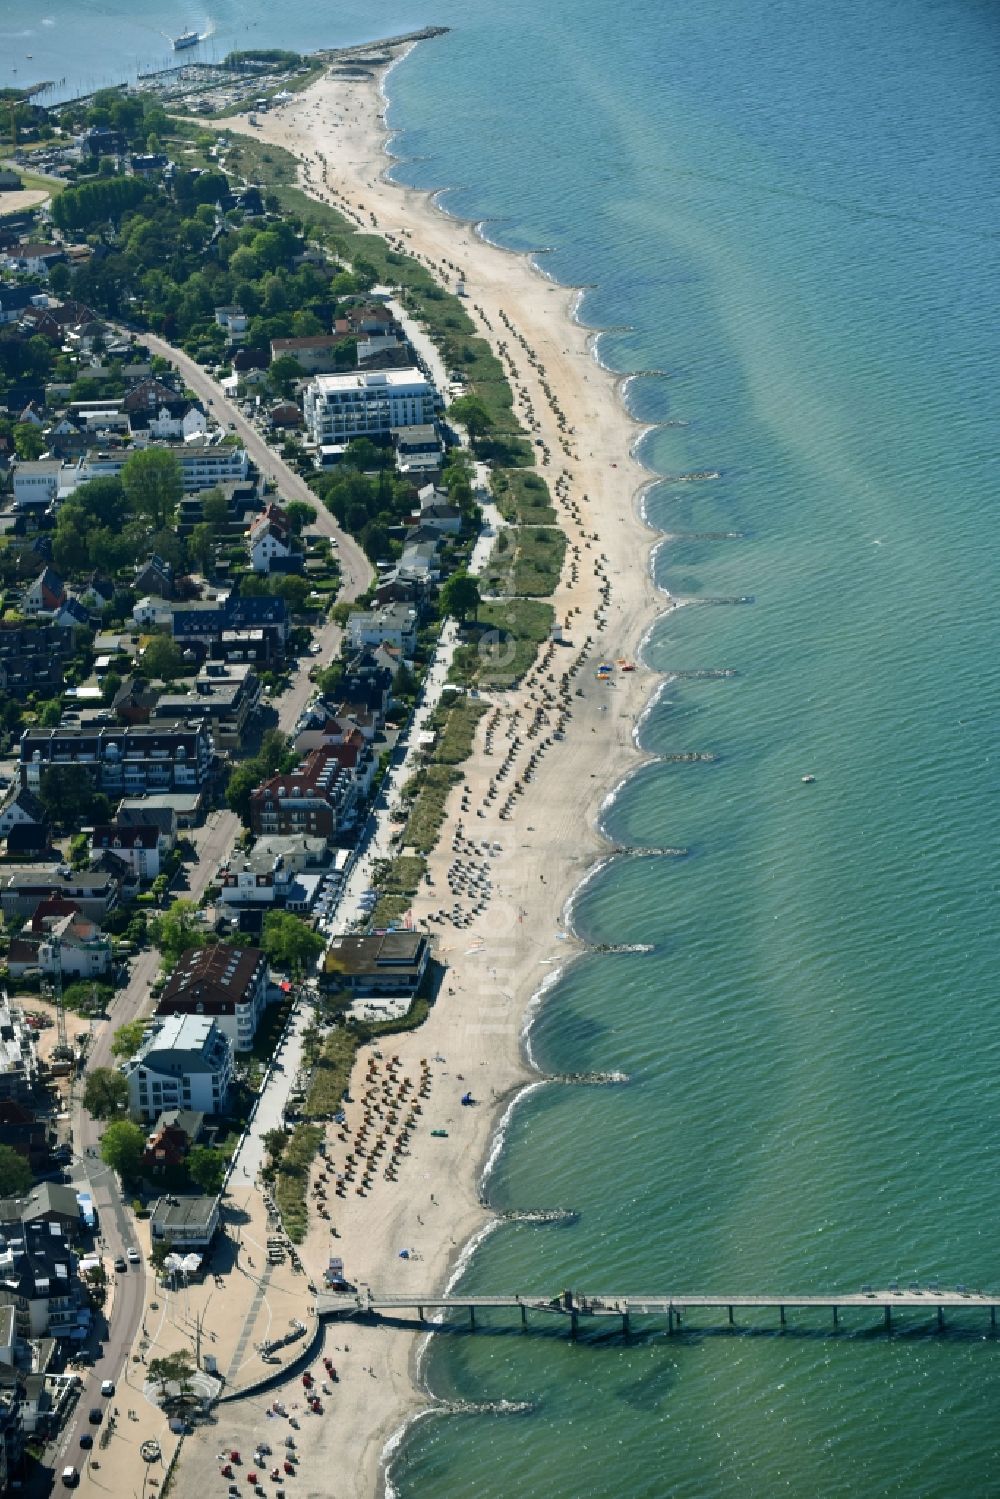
[316, 1287, 1000, 1336]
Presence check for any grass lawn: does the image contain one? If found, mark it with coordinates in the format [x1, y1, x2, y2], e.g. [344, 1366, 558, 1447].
[430, 696, 488, 764]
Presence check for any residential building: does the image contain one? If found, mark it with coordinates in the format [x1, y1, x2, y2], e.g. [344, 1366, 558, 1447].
[250, 749, 355, 841]
[20, 567, 64, 617]
[79, 440, 249, 493]
[214, 306, 248, 342]
[89, 824, 162, 882]
[115, 791, 201, 829]
[12, 466, 63, 515]
[142, 1108, 203, 1173]
[346, 602, 418, 656]
[322, 932, 430, 997]
[134, 555, 176, 600]
[114, 798, 179, 845]
[0, 286, 39, 326]
[248, 503, 301, 574]
[169, 593, 288, 659]
[0, 1101, 49, 1175]
[19, 720, 215, 797]
[302, 368, 438, 447]
[1, 243, 66, 278]
[217, 837, 327, 913]
[156, 946, 269, 1052]
[149, 1194, 220, 1250]
[0, 614, 70, 695]
[269, 334, 351, 374]
[123, 1014, 234, 1122]
[152, 662, 260, 752]
[7, 909, 111, 980]
[0, 788, 48, 842]
[0, 1000, 39, 1104]
[0, 1221, 84, 1338]
[0, 868, 121, 926]
[394, 425, 446, 476]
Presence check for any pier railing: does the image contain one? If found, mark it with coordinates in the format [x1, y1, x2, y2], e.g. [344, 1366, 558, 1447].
[316, 1288, 1000, 1335]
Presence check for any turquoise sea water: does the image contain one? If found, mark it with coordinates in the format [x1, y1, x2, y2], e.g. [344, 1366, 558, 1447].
[9, 0, 1000, 1492]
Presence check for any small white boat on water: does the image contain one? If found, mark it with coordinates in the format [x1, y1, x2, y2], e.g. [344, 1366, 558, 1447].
[173, 29, 200, 50]
[801, 774, 816, 784]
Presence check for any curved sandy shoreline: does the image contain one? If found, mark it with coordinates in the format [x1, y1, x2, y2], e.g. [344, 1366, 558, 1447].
[173, 38, 675, 1499]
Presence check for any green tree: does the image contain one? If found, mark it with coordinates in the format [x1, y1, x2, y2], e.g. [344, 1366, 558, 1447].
[121, 448, 182, 531]
[141, 635, 184, 680]
[13, 424, 46, 461]
[261, 910, 324, 974]
[284, 501, 316, 535]
[100, 1121, 146, 1180]
[83, 1068, 130, 1120]
[447, 395, 493, 436]
[0, 1144, 32, 1197]
[225, 761, 263, 825]
[36, 699, 63, 728]
[111, 1019, 147, 1058]
[148, 1349, 195, 1398]
[187, 1145, 227, 1195]
[100, 671, 123, 707]
[441, 572, 481, 624]
[39, 764, 107, 828]
[188, 521, 216, 573]
[149, 898, 205, 966]
[268, 354, 304, 400]
[200, 487, 230, 531]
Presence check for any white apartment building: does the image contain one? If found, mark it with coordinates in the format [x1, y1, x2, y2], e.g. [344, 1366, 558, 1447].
[303, 369, 438, 447]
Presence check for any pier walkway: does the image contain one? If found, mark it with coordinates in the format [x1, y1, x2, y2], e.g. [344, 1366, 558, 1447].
[316, 1288, 1000, 1335]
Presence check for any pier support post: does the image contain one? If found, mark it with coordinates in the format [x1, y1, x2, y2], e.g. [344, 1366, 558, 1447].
[938, 1306, 944, 1331]
[417, 1306, 424, 1323]
[469, 1306, 476, 1331]
[728, 1305, 734, 1328]
[667, 1306, 674, 1335]
[991, 1306, 996, 1334]
[832, 1306, 838, 1329]
[520, 1303, 527, 1329]
[884, 1305, 892, 1334]
[622, 1310, 630, 1338]
[570, 1310, 578, 1340]
[779, 1305, 785, 1328]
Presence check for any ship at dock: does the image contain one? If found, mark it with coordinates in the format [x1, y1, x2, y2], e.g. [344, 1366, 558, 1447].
[172, 29, 201, 50]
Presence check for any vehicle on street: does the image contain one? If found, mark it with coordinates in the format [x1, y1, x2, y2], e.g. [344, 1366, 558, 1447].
[62, 1467, 79, 1486]
[100, 1380, 115, 1396]
[79, 1435, 93, 1450]
[88, 1408, 103, 1424]
[113, 1256, 127, 1272]
[127, 1248, 140, 1264]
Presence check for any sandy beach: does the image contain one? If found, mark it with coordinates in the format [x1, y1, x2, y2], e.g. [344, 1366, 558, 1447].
[174, 42, 670, 1499]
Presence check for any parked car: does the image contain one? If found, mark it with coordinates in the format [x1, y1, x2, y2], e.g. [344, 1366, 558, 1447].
[88, 1408, 103, 1425]
[113, 1256, 127, 1272]
[79, 1435, 93, 1450]
[126, 1249, 140, 1264]
[100, 1380, 115, 1396]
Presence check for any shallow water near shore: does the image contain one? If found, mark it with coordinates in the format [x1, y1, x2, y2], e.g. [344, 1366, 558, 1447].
[14, 0, 1000, 1493]
[380, 2, 1000, 1496]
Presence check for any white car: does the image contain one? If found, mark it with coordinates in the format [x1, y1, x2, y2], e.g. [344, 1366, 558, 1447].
[126, 1248, 140, 1264]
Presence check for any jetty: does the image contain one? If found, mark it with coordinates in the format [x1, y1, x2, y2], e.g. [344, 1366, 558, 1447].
[317, 1287, 1000, 1336]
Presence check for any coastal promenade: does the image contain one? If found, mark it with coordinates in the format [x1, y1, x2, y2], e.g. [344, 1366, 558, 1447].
[319, 1287, 1000, 1334]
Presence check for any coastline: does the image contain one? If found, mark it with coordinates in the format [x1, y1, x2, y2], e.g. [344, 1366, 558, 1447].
[175, 39, 673, 1499]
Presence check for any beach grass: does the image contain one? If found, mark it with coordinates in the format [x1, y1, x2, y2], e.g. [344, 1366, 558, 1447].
[429, 696, 488, 764]
[303, 1028, 358, 1119]
[451, 599, 554, 688]
[402, 765, 464, 853]
[492, 469, 557, 525]
[482, 525, 566, 597]
[273, 1122, 323, 1241]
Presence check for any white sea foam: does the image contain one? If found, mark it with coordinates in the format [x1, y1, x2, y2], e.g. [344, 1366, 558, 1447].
[479, 1078, 548, 1189]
